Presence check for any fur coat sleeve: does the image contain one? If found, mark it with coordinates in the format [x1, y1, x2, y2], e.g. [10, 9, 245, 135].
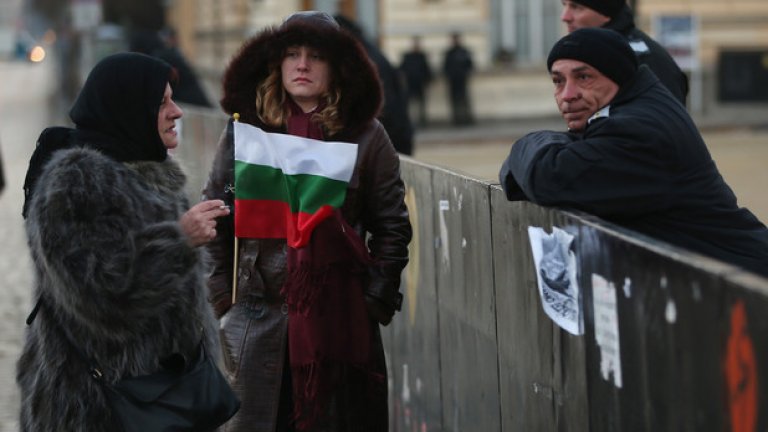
[19, 147, 221, 431]
[24, 147, 216, 359]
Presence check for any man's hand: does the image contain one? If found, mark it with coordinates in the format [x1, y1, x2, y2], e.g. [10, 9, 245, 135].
[180, 200, 230, 247]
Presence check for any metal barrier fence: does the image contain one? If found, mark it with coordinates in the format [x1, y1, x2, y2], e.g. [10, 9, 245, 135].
[177, 109, 768, 432]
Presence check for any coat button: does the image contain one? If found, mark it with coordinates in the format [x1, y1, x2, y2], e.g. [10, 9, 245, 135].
[237, 268, 251, 280]
[281, 303, 289, 315]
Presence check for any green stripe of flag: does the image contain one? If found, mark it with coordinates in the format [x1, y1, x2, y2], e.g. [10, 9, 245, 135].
[234, 160, 349, 215]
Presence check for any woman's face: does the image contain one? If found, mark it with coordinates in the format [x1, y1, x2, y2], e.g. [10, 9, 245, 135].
[281, 45, 331, 112]
[157, 83, 183, 150]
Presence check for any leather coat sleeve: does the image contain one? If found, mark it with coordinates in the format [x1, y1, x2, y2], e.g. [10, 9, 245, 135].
[201, 123, 236, 318]
[357, 124, 412, 318]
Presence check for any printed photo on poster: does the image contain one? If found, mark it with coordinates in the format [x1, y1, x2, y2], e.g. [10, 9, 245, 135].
[528, 226, 582, 335]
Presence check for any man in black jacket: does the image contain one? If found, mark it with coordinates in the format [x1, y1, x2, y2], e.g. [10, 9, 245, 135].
[499, 28, 768, 277]
[560, 0, 689, 105]
[400, 36, 433, 127]
[442, 32, 475, 126]
[335, 15, 415, 155]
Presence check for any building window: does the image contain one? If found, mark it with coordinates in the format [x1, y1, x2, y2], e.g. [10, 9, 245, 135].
[493, 0, 562, 66]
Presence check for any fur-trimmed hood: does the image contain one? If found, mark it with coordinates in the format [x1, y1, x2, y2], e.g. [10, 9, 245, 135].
[220, 14, 383, 141]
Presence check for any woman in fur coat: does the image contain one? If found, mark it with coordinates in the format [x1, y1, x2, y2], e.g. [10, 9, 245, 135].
[17, 52, 231, 431]
[202, 11, 412, 432]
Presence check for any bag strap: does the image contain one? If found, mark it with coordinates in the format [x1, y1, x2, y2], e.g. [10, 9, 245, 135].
[26, 295, 106, 380]
[25, 296, 42, 326]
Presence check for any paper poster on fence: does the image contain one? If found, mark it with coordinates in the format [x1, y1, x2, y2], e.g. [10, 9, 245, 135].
[528, 226, 583, 335]
[592, 273, 622, 388]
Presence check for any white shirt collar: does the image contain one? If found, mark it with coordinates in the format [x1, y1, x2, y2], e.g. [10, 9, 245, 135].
[588, 105, 611, 125]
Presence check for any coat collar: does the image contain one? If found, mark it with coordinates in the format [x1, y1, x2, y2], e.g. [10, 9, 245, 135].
[610, 65, 660, 107]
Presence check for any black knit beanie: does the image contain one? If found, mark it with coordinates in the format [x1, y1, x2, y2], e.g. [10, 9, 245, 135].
[573, 0, 625, 19]
[547, 27, 638, 87]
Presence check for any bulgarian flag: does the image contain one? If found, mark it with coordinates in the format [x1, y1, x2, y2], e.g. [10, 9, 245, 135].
[233, 121, 358, 248]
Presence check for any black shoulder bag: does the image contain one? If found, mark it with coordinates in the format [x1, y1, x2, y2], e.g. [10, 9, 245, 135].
[27, 298, 240, 432]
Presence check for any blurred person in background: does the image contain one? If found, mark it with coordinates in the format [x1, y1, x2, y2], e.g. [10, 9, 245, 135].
[499, 28, 768, 277]
[129, 27, 213, 108]
[128, 27, 164, 55]
[202, 11, 411, 432]
[400, 35, 433, 127]
[153, 27, 213, 108]
[334, 14, 414, 155]
[442, 32, 475, 126]
[18, 52, 231, 431]
[560, 0, 689, 105]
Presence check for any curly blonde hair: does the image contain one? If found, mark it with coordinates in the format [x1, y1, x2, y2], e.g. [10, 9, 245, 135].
[255, 61, 344, 136]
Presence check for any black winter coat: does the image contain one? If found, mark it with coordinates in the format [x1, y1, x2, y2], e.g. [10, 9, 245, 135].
[606, 6, 689, 105]
[500, 65, 768, 277]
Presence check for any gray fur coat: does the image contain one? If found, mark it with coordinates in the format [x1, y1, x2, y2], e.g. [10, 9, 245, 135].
[17, 147, 219, 431]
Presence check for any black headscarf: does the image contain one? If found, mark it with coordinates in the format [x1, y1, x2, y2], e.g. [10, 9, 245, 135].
[23, 52, 173, 218]
[70, 52, 172, 162]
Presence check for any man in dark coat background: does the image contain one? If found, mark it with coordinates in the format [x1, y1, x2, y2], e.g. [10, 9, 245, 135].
[400, 35, 433, 127]
[153, 28, 213, 108]
[335, 15, 415, 155]
[499, 28, 768, 277]
[442, 32, 475, 126]
[560, 0, 689, 105]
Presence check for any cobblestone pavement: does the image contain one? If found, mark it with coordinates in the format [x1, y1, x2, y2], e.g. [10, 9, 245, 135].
[0, 58, 55, 431]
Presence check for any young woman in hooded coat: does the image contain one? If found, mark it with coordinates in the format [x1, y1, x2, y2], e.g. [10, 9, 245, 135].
[17, 52, 230, 431]
[202, 11, 412, 432]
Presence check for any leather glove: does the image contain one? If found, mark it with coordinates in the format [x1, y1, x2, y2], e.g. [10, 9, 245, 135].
[365, 294, 395, 326]
[364, 263, 405, 325]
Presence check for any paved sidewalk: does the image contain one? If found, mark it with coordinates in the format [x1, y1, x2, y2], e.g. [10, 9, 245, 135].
[0, 58, 56, 431]
[414, 102, 768, 148]
[411, 105, 768, 224]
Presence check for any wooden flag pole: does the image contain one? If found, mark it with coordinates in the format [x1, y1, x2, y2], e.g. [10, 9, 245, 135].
[232, 237, 239, 304]
[231, 113, 240, 305]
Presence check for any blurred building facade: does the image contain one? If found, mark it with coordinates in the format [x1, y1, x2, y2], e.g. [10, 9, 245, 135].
[165, 0, 768, 116]
[639, 0, 768, 65]
[167, 0, 559, 110]
[170, 0, 768, 70]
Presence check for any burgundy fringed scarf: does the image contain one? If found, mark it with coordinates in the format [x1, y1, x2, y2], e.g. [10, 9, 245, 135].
[280, 211, 384, 430]
[286, 99, 324, 140]
[281, 102, 382, 430]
